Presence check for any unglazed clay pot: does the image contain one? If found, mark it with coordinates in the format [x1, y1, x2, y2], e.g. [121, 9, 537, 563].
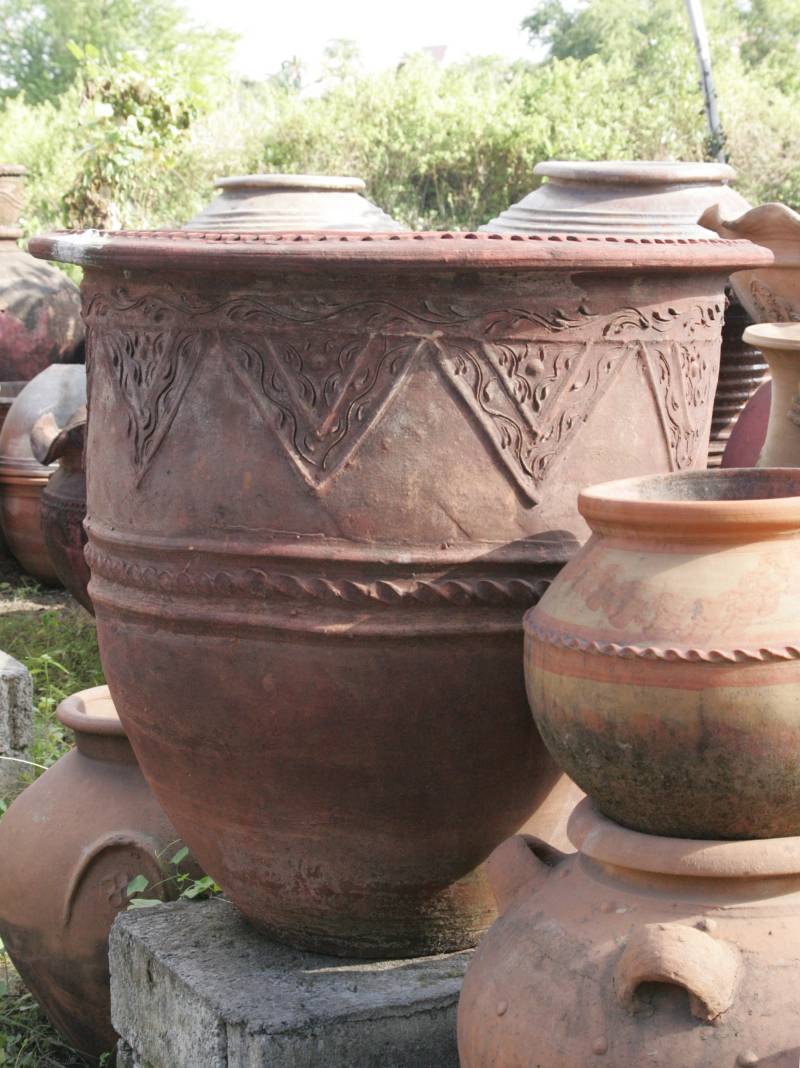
[459, 799, 800, 1068]
[482, 160, 763, 468]
[0, 686, 194, 1058]
[722, 379, 771, 467]
[739, 323, 800, 468]
[30, 227, 767, 958]
[0, 364, 85, 582]
[525, 467, 800, 840]
[0, 165, 83, 379]
[31, 405, 91, 611]
[183, 173, 401, 231]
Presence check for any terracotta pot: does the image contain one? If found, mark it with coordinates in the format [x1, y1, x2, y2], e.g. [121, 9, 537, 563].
[0, 165, 84, 380]
[482, 160, 763, 468]
[525, 466, 800, 840]
[700, 201, 800, 323]
[459, 798, 800, 1068]
[737, 323, 800, 468]
[183, 173, 401, 231]
[722, 378, 771, 467]
[0, 364, 85, 583]
[32, 405, 91, 611]
[30, 227, 767, 958]
[0, 686, 193, 1059]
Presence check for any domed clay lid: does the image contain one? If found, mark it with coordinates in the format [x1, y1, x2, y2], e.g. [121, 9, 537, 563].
[0, 364, 86, 477]
[57, 685, 126, 738]
[183, 173, 402, 232]
[29, 228, 773, 275]
[482, 159, 751, 238]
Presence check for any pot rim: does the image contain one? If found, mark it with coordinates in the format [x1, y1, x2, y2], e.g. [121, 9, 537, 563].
[28, 228, 773, 274]
[534, 160, 737, 186]
[578, 468, 800, 538]
[213, 174, 367, 193]
[0, 164, 25, 178]
[743, 322, 800, 352]
[569, 798, 800, 877]
[56, 684, 126, 737]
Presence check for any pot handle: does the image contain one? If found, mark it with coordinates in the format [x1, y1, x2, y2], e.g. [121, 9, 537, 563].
[30, 405, 86, 466]
[486, 834, 568, 918]
[614, 922, 740, 1022]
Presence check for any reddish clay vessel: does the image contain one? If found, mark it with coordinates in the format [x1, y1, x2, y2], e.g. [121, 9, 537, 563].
[525, 467, 800, 840]
[0, 686, 193, 1058]
[31, 228, 767, 957]
[32, 406, 91, 610]
[0, 166, 83, 379]
[459, 799, 800, 1068]
[0, 364, 86, 583]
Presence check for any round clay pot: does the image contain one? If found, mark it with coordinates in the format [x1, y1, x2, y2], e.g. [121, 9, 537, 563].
[0, 166, 84, 380]
[0, 364, 85, 583]
[459, 798, 800, 1068]
[183, 173, 401, 231]
[32, 406, 91, 611]
[525, 466, 800, 840]
[0, 686, 194, 1058]
[722, 378, 772, 467]
[739, 323, 800, 468]
[30, 228, 767, 958]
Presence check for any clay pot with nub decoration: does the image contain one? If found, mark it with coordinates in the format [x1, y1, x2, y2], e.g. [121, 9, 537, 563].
[29, 227, 767, 958]
[458, 799, 800, 1068]
[525, 466, 800, 840]
[0, 686, 194, 1059]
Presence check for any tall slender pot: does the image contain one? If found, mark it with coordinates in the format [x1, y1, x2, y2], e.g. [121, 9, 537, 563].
[30, 228, 768, 958]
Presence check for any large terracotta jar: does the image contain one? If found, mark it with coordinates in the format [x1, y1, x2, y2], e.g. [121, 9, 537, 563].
[183, 173, 401, 231]
[31, 405, 91, 610]
[0, 165, 84, 379]
[0, 686, 193, 1059]
[459, 799, 800, 1068]
[525, 467, 800, 840]
[482, 160, 764, 467]
[0, 363, 86, 583]
[30, 227, 767, 957]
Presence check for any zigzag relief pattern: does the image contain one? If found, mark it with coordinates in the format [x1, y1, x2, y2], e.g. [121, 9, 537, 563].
[526, 618, 800, 664]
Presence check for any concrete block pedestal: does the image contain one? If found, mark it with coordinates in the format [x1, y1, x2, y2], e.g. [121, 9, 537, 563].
[111, 899, 471, 1067]
[0, 650, 33, 799]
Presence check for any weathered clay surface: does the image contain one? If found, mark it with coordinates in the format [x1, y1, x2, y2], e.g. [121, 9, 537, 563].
[0, 650, 33, 798]
[30, 228, 769, 957]
[0, 686, 193, 1058]
[458, 800, 800, 1067]
[525, 467, 800, 839]
[111, 898, 468, 1068]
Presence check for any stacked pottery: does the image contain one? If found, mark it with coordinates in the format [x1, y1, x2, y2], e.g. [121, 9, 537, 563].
[0, 364, 85, 583]
[0, 165, 84, 379]
[482, 160, 766, 467]
[0, 686, 196, 1058]
[29, 225, 766, 959]
[459, 467, 800, 1066]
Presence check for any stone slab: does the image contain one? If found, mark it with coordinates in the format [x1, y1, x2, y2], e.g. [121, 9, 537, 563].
[110, 898, 471, 1067]
[0, 650, 33, 798]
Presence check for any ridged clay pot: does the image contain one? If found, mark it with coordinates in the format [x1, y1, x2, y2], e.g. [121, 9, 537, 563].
[0, 165, 83, 379]
[31, 405, 91, 610]
[482, 160, 762, 467]
[459, 799, 800, 1068]
[183, 173, 401, 231]
[0, 364, 86, 583]
[0, 686, 194, 1058]
[30, 227, 767, 957]
[525, 467, 800, 840]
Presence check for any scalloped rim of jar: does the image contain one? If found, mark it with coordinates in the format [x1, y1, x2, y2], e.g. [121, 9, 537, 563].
[56, 685, 126, 737]
[213, 174, 367, 192]
[578, 467, 800, 539]
[569, 798, 800, 878]
[534, 160, 737, 186]
[28, 228, 774, 274]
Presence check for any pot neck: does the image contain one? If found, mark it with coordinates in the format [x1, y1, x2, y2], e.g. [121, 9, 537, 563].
[74, 731, 137, 764]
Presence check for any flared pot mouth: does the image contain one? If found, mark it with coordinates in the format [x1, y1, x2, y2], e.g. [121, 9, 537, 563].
[743, 322, 800, 352]
[578, 468, 800, 539]
[534, 160, 737, 187]
[569, 799, 800, 878]
[56, 684, 126, 737]
[213, 174, 367, 193]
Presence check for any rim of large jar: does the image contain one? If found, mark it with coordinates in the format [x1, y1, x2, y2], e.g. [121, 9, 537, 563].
[569, 798, 800, 878]
[535, 160, 737, 186]
[213, 174, 366, 193]
[28, 228, 773, 273]
[0, 164, 25, 178]
[57, 684, 126, 737]
[578, 468, 800, 539]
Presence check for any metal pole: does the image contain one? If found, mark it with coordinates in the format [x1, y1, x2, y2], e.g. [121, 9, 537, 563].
[684, 0, 726, 162]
